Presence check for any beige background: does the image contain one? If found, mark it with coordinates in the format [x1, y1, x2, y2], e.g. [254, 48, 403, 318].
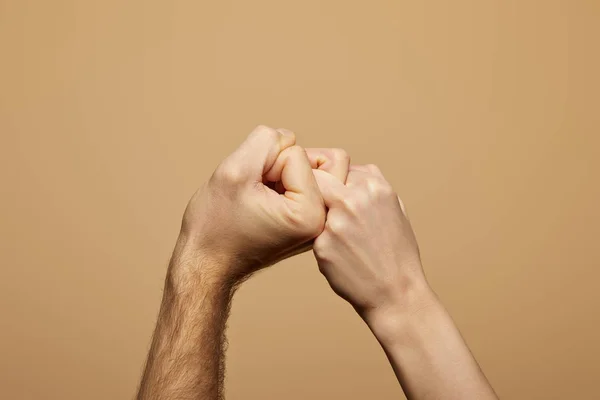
[1, 1, 599, 399]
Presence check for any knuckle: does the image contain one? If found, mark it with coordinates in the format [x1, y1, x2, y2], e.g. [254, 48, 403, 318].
[214, 161, 244, 185]
[325, 215, 346, 236]
[330, 148, 350, 163]
[366, 164, 381, 174]
[313, 234, 330, 256]
[367, 178, 394, 198]
[286, 145, 306, 157]
[287, 204, 325, 238]
[254, 124, 273, 133]
[252, 124, 279, 141]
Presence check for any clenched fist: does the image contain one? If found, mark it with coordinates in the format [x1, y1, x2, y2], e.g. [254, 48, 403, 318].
[312, 164, 428, 318]
[311, 165, 498, 400]
[173, 125, 328, 284]
[139, 131, 498, 400]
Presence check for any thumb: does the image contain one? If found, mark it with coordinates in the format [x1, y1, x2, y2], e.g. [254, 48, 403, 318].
[305, 148, 350, 183]
[265, 146, 322, 204]
[312, 169, 348, 208]
[227, 125, 296, 180]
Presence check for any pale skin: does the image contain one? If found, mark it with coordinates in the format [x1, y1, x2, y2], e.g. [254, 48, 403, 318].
[136, 125, 498, 400]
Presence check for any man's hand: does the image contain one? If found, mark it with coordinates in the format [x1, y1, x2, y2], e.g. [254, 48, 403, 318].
[137, 126, 349, 400]
[174, 125, 325, 286]
[312, 165, 498, 400]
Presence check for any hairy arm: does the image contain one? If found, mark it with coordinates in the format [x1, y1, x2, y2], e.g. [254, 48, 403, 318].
[137, 240, 234, 400]
[136, 126, 334, 400]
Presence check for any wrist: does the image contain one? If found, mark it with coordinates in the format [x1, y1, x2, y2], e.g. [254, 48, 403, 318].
[166, 233, 238, 297]
[362, 276, 442, 346]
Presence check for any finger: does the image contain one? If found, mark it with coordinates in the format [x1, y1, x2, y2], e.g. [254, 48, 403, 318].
[346, 169, 371, 187]
[228, 125, 296, 180]
[265, 146, 322, 203]
[305, 148, 351, 183]
[349, 164, 384, 177]
[312, 169, 349, 208]
[346, 164, 387, 189]
[349, 165, 369, 173]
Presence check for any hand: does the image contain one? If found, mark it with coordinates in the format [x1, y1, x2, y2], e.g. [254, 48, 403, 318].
[139, 128, 355, 400]
[175, 125, 326, 285]
[312, 164, 429, 318]
[277, 147, 352, 255]
[312, 166, 499, 400]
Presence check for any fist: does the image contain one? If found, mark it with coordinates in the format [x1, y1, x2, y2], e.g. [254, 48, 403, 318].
[312, 165, 425, 315]
[177, 125, 326, 283]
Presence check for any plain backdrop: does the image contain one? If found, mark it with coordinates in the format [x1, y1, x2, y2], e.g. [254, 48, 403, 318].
[1, 1, 599, 399]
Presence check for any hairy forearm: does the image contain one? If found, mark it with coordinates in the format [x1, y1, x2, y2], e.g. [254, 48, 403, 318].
[137, 243, 234, 400]
[364, 279, 498, 400]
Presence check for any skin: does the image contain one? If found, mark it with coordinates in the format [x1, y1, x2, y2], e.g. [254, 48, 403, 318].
[136, 125, 497, 400]
[313, 165, 498, 400]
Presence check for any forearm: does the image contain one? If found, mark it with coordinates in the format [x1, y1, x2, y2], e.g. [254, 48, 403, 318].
[137, 243, 234, 400]
[364, 280, 498, 400]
